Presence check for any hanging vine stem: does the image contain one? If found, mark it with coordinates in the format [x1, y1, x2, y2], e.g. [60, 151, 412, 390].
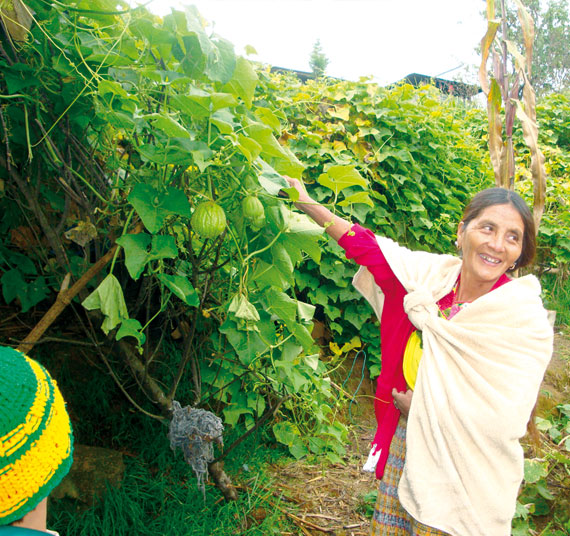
[110, 207, 135, 273]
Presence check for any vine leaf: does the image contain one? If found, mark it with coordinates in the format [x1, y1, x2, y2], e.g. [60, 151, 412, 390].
[273, 421, 301, 447]
[144, 113, 192, 138]
[1, 269, 49, 313]
[318, 165, 368, 195]
[281, 206, 323, 263]
[116, 318, 146, 346]
[157, 274, 200, 307]
[238, 135, 262, 163]
[338, 191, 374, 207]
[224, 56, 258, 108]
[257, 160, 289, 195]
[228, 294, 260, 322]
[128, 184, 191, 233]
[523, 459, 548, 484]
[82, 274, 129, 334]
[206, 37, 236, 84]
[116, 233, 178, 280]
[219, 319, 266, 366]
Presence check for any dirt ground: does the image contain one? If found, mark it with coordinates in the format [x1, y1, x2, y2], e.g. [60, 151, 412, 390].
[267, 331, 570, 536]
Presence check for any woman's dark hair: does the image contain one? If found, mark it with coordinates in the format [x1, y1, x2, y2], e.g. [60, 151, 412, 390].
[461, 187, 536, 271]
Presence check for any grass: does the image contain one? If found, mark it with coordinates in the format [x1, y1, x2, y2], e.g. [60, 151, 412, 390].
[36, 345, 297, 536]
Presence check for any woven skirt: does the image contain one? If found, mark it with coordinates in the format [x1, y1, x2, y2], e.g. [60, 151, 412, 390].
[370, 417, 449, 536]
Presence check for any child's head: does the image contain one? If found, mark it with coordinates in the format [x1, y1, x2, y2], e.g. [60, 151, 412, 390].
[0, 346, 74, 525]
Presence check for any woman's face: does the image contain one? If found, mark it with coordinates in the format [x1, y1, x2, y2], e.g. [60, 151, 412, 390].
[457, 203, 524, 287]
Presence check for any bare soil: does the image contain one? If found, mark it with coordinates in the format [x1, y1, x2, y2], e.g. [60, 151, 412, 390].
[266, 331, 570, 536]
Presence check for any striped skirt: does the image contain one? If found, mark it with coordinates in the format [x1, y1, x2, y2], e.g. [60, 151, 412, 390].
[370, 417, 449, 536]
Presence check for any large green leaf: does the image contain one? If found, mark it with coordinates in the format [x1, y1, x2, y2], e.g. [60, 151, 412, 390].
[171, 89, 238, 119]
[523, 459, 548, 484]
[271, 241, 294, 285]
[138, 139, 212, 169]
[318, 165, 368, 195]
[219, 319, 267, 366]
[238, 135, 262, 163]
[157, 274, 200, 306]
[0, 270, 49, 313]
[128, 184, 191, 233]
[224, 56, 258, 108]
[116, 233, 178, 280]
[205, 37, 236, 84]
[144, 113, 191, 138]
[228, 293, 260, 322]
[257, 159, 289, 195]
[116, 318, 146, 345]
[82, 274, 129, 334]
[273, 421, 301, 447]
[223, 390, 252, 426]
[280, 205, 324, 263]
[250, 259, 290, 289]
[265, 288, 297, 325]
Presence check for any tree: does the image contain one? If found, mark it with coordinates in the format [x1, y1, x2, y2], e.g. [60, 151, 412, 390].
[309, 39, 329, 78]
[504, 0, 570, 94]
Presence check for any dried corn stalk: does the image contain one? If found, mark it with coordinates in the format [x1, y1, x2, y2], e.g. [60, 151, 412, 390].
[479, 0, 547, 230]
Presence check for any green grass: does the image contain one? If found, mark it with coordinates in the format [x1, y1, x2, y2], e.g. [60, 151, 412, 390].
[34, 345, 296, 536]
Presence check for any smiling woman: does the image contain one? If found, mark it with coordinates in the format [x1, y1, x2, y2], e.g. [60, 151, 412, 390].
[282, 179, 552, 536]
[455, 188, 536, 302]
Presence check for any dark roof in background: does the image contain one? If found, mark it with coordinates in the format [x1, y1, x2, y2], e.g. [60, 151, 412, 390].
[395, 73, 482, 98]
[270, 66, 318, 82]
[269, 67, 481, 98]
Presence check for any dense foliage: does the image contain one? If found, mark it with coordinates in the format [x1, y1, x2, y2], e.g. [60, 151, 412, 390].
[0, 0, 342, 463]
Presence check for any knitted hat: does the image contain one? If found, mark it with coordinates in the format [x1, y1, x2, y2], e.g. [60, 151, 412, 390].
[0, 346, 74, 525]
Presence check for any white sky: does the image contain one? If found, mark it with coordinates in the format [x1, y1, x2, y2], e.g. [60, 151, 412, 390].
[145, 0, 488, 86]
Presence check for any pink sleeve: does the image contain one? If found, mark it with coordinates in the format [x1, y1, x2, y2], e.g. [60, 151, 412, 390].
[338, 224, 397, 287]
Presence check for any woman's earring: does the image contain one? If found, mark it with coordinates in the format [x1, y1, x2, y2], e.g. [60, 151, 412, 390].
[509, 262, 517, 271]
[454, 240, 459, 248]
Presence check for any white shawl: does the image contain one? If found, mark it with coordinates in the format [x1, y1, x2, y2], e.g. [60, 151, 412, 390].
[354, 236, 553, 536]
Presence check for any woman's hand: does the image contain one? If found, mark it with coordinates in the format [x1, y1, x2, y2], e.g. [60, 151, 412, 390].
[280, 176, 351, 242]
[392, 388, 413, 418]
[283, 176, 314, 205]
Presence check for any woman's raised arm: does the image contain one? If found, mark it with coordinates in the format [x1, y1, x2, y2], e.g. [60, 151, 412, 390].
[284, 177, 351, 242]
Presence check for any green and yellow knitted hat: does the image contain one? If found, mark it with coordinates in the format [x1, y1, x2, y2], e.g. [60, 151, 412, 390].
[0, 346, 73, 525]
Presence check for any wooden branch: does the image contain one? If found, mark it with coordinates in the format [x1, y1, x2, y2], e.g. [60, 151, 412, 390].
[17, 245, 117, 354]
[208, 461, 238, 501]
[118, 338, 172, 414]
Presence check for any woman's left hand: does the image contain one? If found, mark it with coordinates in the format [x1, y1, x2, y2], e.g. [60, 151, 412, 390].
[392, 388, 413, 418]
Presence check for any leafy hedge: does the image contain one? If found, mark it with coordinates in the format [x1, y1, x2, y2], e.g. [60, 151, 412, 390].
[257, 73, 494, 373]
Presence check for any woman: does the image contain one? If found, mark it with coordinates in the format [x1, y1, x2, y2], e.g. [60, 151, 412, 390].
[283, 178, 553, 536]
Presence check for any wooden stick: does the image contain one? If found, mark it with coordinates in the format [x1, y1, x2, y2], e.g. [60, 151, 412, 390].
[17, 245, 117, 354]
